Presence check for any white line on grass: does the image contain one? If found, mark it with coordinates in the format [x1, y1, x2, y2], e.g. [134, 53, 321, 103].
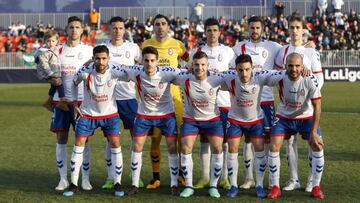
[323, 111, 360, 115]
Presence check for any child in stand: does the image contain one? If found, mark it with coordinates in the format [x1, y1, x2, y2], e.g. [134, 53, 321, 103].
[36, 30, 68, 111]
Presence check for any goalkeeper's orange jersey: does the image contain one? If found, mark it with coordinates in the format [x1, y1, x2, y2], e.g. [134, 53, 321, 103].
[142, 37, 189, 67]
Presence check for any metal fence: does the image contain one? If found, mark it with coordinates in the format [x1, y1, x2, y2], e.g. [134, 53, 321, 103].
[0, 13, 88, 30]
[0, 50, 358, 69]
[0, 0, 359, 29]
[282, 0, 360, 17]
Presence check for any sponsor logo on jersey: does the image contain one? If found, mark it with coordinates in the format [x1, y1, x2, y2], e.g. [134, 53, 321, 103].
[168, 48, 173, 55]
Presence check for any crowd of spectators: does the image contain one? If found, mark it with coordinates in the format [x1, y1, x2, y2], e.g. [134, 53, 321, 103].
[119, 7, 360, 52]
[0, 5, 359, 54]
[0, 21, 96, 53]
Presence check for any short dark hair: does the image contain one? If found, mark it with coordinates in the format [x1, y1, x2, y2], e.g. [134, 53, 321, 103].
[289, 14, 303, 24]
[248, 16, 263, 26]
[93, 45, 109, 56]
[142, 46, 159, 59]
[204, 18, 219, 30]
[109, 16, 125, 24]
[68, 16, 83, 25]
[235, 54, 253, 66]
[193, 51, 208, 60]
[153, 14, 170, 25]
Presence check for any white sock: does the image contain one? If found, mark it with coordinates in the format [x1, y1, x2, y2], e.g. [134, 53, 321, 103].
[286, 136, 299, 181]
[168, 153, 179, 187]
[56, 143, 67, 180]
[254, 150, 266, 187]
[82, 142, 90, 180]
[243, 142, 254, 180]
[70, 146, 84, 186]
[210, 152, 223, 187]
[307, 147, 313, 183]
[221, 143, 229, 180]
[227, 152, 238, 187]
[131, 151, 142, 187]
[264, 142, 272, 186]
[268, 151, 280, 187]
[200, 142, 211, 180]
[181, 153, 193, 187]
[311, 150, 324, 187]
[105, 141, 113, 180]
[111, 147, 123, 184]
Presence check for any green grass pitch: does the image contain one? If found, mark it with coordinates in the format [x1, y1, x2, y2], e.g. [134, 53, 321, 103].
[0, 82, 359, 202]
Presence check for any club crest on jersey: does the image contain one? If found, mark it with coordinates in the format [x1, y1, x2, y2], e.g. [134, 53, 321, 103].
[107, 80, 113, 87]
[126, 51, 130, 58]
[299, 89, 305, 96]
[262, 50, 268, 58]
[252, 86, 256, 94]
[209, 88, 214, 96]
[78, 52, 83, 60]
[217, 54, 223, 62]
[158, 82, 164, 89]
[168, 48, 173, 55]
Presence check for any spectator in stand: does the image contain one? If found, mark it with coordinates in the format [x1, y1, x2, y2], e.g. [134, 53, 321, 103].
[89, 9, 99, 30]
[196, 20, 205, 33]
[332, 0, 344, 13]
[318, 0, 328, 16]
[8, 22, 19, 36]
[194, 2, 205, 22]
[5, 38, 12, 52]
[274, 1, 285, 18]
[145, 17, 154, 32]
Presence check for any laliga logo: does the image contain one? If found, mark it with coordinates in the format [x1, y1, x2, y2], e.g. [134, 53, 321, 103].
[324, 68, 360, 82]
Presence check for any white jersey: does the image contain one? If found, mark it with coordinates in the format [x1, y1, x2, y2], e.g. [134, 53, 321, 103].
[188, 44, 235, 108]
[73, 64, 119, 118]
[233, 40, 282, 103]
[173, 71, 223, 121]
[55, 43, 93, 102]
[275, 44, 324, 89]
[222, 70, 275, 124]
[103, 40, 141, 100]
[267, 70, 321, 120]
[113, 64, 181, 118]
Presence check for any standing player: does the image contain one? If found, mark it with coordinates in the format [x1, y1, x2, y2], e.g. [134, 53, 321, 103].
[275, 14, 324, 192]
[267, 53, 325, 199]
[50, 16, 93, 191]
[100, 16, 142, 189]
[188, 18, 235, 190]
[176, 51, 224, 198]
[63, 45, 125, 197]
[222, 54, 278, 198]
[141, 14, 189, 188]
[116, 46, 182, 196]
[232, 16, 282, 189]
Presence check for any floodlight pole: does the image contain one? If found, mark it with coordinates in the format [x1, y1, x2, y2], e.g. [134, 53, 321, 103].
[90, 0, 94, 11]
